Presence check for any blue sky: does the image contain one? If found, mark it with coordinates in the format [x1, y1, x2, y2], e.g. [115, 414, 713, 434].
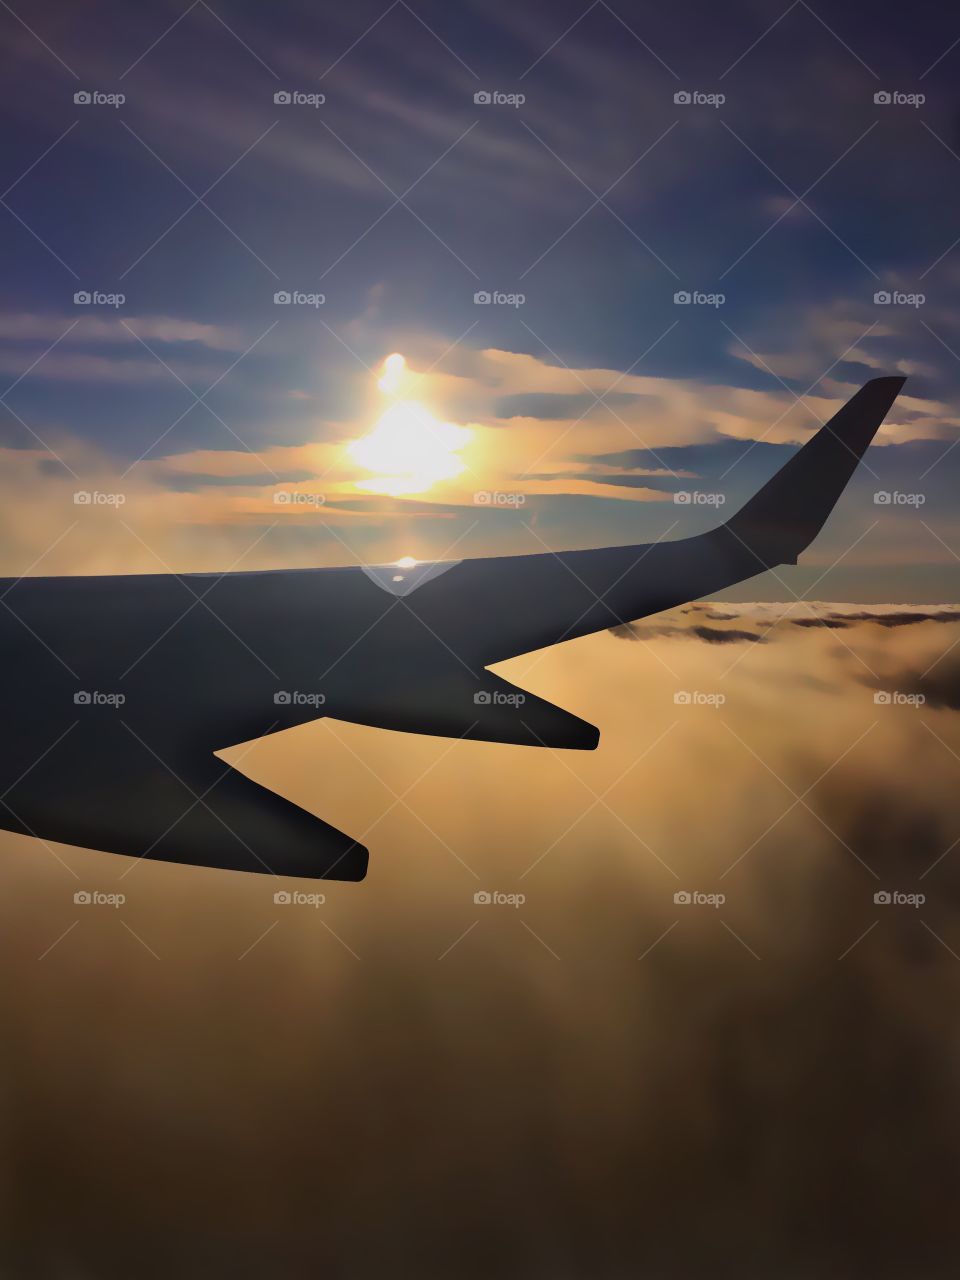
[1, 0, 960, 596]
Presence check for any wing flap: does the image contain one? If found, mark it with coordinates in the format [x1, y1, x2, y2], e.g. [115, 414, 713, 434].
[0, 720, 367, 880]
[332, 670, 599, 750]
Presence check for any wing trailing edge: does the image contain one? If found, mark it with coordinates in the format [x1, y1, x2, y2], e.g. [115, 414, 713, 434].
[2, 725, 368, 880]
[331, 669, 599, 750]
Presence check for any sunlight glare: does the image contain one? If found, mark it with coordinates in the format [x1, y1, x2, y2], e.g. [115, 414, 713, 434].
[377, 352, 407, 395]
[347, 355, 472, 496]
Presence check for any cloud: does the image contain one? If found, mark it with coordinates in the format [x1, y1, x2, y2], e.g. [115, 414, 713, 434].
[493, 391, 650, 420]
[609, 619, 766, 644]
[0, 351, 228, 386]
[690, 625, 766, 644]
[860, 656, 960, 712]
[835, 609, 960, 628]
[0, 314, 251, 389]
[613, 604, 960, 648]
[6, 604, 960, 1276]
[0, 313, 246, 350]
[791, 616, 851, 629]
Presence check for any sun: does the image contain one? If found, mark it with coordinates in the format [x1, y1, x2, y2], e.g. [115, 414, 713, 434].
[348, 401, 471, 495]
[347, 354, 472, 496]
[377, 352, 407, 395]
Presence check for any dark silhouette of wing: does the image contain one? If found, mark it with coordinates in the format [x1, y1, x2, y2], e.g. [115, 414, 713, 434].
[401, 376, 906, 660]
[0, 716, 367, 881]
[0, 375, 905, 879]
[722, 376, 904, 568]
[330, 669, 599, 750]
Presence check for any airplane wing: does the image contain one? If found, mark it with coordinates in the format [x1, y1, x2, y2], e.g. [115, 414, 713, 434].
[721, 375, 905, 569]
[0, 376, 904, 880]
[0, 712, 369, 881]
[404, 376, 907, 660]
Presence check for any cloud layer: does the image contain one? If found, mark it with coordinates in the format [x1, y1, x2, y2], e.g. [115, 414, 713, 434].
[2, 604, 960, 1274]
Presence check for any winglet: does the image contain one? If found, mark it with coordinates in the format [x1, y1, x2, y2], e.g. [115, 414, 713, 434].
[721, 376, 906, 567]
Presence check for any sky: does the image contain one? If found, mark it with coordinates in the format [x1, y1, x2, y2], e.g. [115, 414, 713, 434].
[5, 3, 960, 1277]
[0, 0, 959, 596]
